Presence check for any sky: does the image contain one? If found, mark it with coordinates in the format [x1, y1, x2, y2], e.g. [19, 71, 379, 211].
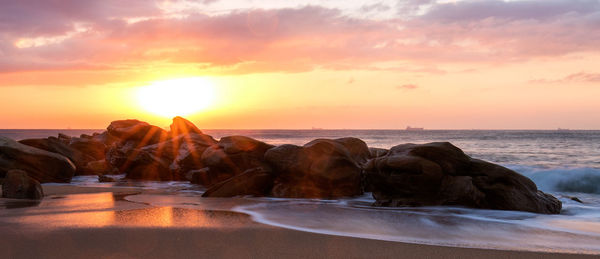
[1, 0, 599, 129]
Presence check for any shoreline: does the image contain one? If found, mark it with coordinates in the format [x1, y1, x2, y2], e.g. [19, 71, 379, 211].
[2, 226, 597, 259]
[0, 185, 597, 258]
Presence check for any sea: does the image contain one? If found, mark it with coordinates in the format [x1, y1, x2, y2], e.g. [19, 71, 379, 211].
[2, 129, 600, 254]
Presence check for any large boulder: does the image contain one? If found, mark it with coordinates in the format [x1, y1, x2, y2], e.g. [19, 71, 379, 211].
[200, 136, 274, 186]
[170, 116, 204, 136]
[202, 167, 274, 197]
[2, 169, 43, 199]
[105, 139, 172, 181]
[170, 134, 217, 179]
[18, 137, 96, 175]
[138, 133, 217, 180]
[0, 136, 75, 183]
[264, 138, 364, 198]
[365, 142, 562, 214]
[330, 137, 371, 165]
[68, 137, 106, 161]
[91, 131, 120, 147]
[105, 140, 139, 173]
[107, 119, 169, 146]
[82, 160, 117, 175]
[121, 149, 172, 181]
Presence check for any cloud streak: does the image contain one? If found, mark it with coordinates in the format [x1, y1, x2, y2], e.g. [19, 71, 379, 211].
[531, 72, 600, 84]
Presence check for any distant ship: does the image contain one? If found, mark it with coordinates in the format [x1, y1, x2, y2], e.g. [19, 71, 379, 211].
[557, 128, 570, 131]
[406, 126, 424, 131]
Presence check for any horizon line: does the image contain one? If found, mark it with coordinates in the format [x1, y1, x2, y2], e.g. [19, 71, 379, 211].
[1, 128, 599, 131]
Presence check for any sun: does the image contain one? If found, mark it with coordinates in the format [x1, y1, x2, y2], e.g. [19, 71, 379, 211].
[137, 77, 216, 118]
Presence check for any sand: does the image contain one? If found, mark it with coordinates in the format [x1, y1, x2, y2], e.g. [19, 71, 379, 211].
[0, 185, 596, 259]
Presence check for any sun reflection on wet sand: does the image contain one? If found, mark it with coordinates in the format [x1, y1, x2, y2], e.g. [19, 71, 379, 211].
[0, 192, 256, 229]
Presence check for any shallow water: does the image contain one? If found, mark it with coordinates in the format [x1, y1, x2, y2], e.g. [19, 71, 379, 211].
[2, 129, 600, 253]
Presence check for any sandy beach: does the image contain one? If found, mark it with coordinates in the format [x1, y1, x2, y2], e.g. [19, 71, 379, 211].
[0, 185, 596, 259]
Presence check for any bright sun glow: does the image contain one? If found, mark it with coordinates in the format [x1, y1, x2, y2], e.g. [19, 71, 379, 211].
[137, 77, 216, 117]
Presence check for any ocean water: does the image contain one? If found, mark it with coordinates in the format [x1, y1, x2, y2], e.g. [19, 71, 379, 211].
[2, 129, 600, 254]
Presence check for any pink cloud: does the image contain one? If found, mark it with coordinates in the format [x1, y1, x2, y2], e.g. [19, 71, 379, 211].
[0, 1, 599, 80]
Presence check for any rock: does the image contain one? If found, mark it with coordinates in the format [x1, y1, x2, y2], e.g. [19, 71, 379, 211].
[91, 131, 120, 147]
[57, 133, 72, 144]
[141, 133, 217, 180]
[125, 133, 216, 181]
[19, 137, 96, 175]
[104, 120, 181, 180]
[107, 119, 169, 146]
[68, 137, 106, 161]
[107, 131, 216, 181]
[98, 175, 117, 183]
[202, 167, 275, 197]
[188, 168, 211, 185]
[369, 147, 388, 158]
[327, 137, 371, 164]
[365, 142, 562, 214]
[569, 197, 583, 203]
[0, 136, 75, 183]
[200, 136, 274, 186]
[2, 170, 43, 199]
[170, 116, 203, 136]
[265, 139, 363, 198]
[82, 160, 117, 175]
[105, 140, 138, 172]
[121, 149, 173, 181]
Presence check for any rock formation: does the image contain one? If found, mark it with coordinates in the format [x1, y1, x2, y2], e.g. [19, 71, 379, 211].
[364, 142, 561, 214]
[0, 136, 75, 183]
[1, 169, 44, 199]
[264, 138, 367, 198]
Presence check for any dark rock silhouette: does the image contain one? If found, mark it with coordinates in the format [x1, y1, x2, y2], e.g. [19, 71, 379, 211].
[107, 119, 169, 146]
[83, 160, 117, 175]
[98, 175, 117, 183]
[1, 136, 75, 183]
[18, 137, 96, 175]
[170, 116, 204, 136]
[188, 168, 211, 185]
[200, 136, 274, 186]
[2, 169, 43, 199]
[202, 167, 274, 197]
[143, 133, 216, 180]
[68, 137, 106, 161]
[265, 138, 364, 198]
[365, 142, 561, 214]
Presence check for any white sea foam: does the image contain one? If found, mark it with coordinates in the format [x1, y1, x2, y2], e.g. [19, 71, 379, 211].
[232, 196, 600, 254]
[510, 165, 600, 194]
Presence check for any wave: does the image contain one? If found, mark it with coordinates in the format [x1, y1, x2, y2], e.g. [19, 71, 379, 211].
[508, 165, 600, 194]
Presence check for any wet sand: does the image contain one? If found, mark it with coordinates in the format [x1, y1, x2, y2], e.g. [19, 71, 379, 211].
[0, 185, 596, 259]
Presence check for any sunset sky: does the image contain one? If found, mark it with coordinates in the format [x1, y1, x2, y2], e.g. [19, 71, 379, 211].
[1, 0, 599, 129]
